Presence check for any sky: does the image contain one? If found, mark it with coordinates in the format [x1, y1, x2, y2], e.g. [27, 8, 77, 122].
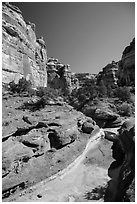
[12, 2, 135, 74]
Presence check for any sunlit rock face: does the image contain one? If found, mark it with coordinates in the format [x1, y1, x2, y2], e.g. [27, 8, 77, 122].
[96, 61, 119, 88]
[118, 38, 135, 86]
[47, 57, 79, 94]
[2, 2, 47, 87]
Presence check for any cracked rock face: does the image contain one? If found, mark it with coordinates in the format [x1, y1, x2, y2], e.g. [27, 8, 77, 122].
[104, 118, 135, 201]
[47, 57, 79, 94]
[2, 93, 98, 200]
[96, 61, 119, 88]
[2, 3, 47, 87]
[118, 38, 135, 86]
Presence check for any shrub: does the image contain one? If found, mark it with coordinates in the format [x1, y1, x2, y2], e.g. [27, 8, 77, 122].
[97, 80, 107, 97]
[114, 86, 131, 102]
[8, 78, 32, 95]
[36, 87, 61, 99]
[116, 102, 132, 116]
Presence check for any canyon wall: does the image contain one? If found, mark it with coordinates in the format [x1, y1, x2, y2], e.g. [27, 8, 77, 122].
[118, 38, 135, 86]
[2, 3, 134, 91]
[2, 3, 47, 87]
[105, 118, 135, 201]
[96, 61, 118, 88]
[96, 38, 135, 88]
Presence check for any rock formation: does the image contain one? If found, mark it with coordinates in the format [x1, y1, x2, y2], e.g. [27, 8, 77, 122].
[2, 91, 98, 199]
[96, 61, 118, 88]
[118, 38, 135, 86]
[104, 118, 135, 201]
[2, 2, 135, 201]
[47, 57, 79, 94]
[81, 100, 122, 128]
[74, 73, 96, 88]
[2, 2, 47, 87]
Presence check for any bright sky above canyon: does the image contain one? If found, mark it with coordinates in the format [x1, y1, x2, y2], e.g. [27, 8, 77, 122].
[12, 2, 135, 74]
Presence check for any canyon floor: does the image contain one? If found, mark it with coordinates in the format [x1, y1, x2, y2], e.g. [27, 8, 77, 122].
[2, 93, 118, 202]
[4, 128, 117, 202]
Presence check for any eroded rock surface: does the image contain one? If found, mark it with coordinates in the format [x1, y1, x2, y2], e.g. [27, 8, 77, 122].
[104, 118, 135, 201]
[2, 2, 47, 87]
[118, 38, 135, 86]
[75, 73, 96, 88]
[47, 57, 79, 94]
[81, 100, 122, 128]
[2, 94, 98, 200]
[97, 61, 118, 88]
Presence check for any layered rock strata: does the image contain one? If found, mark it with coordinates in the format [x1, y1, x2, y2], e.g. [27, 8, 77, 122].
[2, 93, 98, 200]
[118, 38, 135, 86]
[47, 57, 79, 94]
[2, 2, 47, 87]
[96, 61, 118, 88]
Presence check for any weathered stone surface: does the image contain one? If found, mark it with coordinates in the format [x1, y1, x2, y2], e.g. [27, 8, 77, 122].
[47, 57, 79, 94]
[118, 38, 135, 86]
[74, 73, 96, 88]
[96, 61, 118, 88]
[81, 102, 120, 128]
[20, 128, 50, 153]
[2, 3, 47, 87]
[2, 94, 98, 199]
[81, 121, 95, 134]
[105, 118, 135, 201]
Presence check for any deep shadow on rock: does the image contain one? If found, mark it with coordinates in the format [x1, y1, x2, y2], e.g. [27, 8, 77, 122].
[104, 118, 135, 202]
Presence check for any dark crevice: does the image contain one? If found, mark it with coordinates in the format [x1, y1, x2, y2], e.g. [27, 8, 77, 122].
[2, 181, 28, 199]
[22, 141, 39, 148]
[47, 122, 61, 127]
[104, 134, 135, 202]
[2, 121, 48, 142]
[2, 171, 10, 178]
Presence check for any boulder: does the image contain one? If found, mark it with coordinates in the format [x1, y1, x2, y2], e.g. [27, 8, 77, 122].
[105, 117, 122, 128]
[82, 104, 119, 128]
[81, 121, 95, 134]
[104, 118, 135, 201]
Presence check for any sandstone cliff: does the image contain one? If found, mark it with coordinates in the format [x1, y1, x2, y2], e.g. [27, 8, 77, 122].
[2, 3, 47, 87]
[47, 57, 79, 94]
[118, 38, 135, 86]
[96, 61, 118, 88]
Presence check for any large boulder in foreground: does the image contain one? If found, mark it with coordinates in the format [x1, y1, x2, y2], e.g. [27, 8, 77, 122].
[105, 117, 135, 202]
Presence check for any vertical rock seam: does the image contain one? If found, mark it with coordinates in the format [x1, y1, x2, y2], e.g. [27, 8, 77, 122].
[2, 2, 47, 87]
